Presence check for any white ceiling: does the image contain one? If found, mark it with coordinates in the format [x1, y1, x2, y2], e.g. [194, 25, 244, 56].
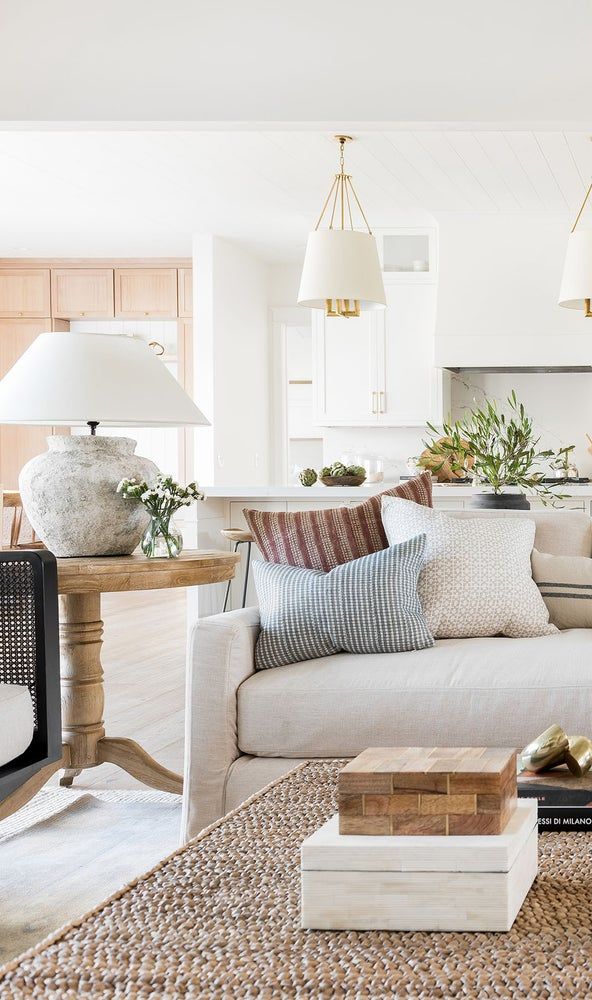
[0, 130, 590, 261]
[0, 0, 591, 124]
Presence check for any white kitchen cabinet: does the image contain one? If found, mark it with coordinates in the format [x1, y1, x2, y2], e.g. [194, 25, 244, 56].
[313, 282, 445, 427]
[313, 310, 379, 425]
[376, 228, 437, 283]
[377, 283, 441, 426]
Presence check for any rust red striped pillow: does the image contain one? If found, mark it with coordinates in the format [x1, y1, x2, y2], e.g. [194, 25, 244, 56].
[243, 472, 433, 572]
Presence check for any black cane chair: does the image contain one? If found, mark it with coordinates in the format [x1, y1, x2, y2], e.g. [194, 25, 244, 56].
[0, 550, 62, 819]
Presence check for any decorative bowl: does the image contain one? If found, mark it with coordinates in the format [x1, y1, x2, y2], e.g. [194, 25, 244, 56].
[320, 475, 366, 487]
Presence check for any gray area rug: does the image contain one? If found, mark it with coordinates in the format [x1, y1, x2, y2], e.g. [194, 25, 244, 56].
[0, 787, 181, 964]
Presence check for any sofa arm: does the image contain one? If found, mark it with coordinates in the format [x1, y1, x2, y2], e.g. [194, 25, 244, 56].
[181, 606, 260, 842]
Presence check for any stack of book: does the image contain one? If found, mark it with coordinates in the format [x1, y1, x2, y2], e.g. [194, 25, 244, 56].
[518, 767, 592, 830]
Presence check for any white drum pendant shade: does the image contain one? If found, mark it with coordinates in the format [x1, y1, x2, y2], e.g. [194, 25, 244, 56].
[558, 229, 592, 310]
[298, 229, 386, 311]
[298, 135, 386, 316]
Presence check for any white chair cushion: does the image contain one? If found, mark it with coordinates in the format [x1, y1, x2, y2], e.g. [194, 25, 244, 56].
[238, 629, 592, 758]
[0, 683, 34, 767]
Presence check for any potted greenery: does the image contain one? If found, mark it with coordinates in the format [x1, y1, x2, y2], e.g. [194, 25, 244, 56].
[549, 444, 578, 481]
[422, 391, 562, 509]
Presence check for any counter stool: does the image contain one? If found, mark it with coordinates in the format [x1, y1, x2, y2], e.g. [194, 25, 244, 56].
[220, 528, 254, 612]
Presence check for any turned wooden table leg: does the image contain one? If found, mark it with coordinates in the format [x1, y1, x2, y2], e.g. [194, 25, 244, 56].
[58, 589, 183, 794]
[58, 592, 105, 785]
[98, 738, 183, 794]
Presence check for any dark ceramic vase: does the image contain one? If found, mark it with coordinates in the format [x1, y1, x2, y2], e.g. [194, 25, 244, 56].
[470, 491, 530, 511]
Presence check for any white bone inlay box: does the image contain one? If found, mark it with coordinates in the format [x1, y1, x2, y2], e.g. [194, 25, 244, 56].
[301, 800, 538, 932]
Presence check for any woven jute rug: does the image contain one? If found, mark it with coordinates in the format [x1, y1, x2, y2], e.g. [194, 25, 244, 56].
[1, 760, 592, 998]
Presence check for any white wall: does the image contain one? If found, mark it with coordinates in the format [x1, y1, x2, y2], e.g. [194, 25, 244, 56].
[267, 263, 303, 308]
[434, 211, 591, 367]
[193, 235, 271, 486]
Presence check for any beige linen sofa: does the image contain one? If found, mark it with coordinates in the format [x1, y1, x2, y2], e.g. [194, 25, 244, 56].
[182, 508, 592, 841]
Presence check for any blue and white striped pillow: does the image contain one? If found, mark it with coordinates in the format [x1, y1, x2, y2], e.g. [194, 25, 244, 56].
[253, 534, 433, 670]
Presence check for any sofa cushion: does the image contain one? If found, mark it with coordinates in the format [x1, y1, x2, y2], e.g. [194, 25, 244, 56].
[0, 683, 34, 767]
[253, 536, 434, 670]
[237, 630, 592, 758]
[243, 471, 432, 572]
[449, 508, 592, 557]
[382, 498, 555, 639]
[532, 548, 592, 629]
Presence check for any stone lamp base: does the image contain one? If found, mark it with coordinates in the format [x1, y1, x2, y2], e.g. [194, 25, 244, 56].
[19, 435, 158, 557]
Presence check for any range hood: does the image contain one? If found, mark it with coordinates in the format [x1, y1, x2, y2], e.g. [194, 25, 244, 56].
[446, 365, 592, 374]
[434, 213, 592, 372]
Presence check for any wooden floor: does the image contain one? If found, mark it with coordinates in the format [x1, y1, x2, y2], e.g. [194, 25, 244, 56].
[50, 588, 187, 791]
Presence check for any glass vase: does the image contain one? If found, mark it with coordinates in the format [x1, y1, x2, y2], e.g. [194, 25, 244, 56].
[141, 515, 183, 558]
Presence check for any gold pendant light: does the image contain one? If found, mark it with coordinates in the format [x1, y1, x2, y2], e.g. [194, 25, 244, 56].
[298, 136, 386, 318]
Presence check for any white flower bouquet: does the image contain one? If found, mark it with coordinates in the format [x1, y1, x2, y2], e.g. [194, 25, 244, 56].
[117, 473, 205, 558]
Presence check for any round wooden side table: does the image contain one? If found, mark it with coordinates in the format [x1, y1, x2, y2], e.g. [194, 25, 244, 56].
[56, 549, 239, 794]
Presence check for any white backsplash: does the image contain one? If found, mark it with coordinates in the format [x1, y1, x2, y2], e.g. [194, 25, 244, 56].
[322, 426, 429, 481]
[450, 372, 592, 478]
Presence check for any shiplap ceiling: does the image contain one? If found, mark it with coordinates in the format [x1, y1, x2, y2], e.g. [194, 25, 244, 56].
[1, 0, 591, 123]
[0, 130, 591, 261]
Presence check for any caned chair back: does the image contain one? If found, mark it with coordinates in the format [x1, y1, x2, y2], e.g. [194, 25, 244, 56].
[0, 550, 62, 809]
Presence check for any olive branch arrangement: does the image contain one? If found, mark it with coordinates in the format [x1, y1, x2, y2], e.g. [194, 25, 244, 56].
[422, 391, 568, 505]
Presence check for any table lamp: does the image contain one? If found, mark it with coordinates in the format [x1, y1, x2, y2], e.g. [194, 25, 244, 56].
[0, 332, 209, 556]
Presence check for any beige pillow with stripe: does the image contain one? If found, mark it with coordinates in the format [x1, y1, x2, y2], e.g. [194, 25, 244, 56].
[532, 549, 592, 629]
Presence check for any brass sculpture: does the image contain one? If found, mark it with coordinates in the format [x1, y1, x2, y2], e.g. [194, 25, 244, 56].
[520, 724, 592, 777]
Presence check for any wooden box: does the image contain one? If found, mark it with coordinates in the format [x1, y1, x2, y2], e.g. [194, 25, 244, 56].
[301, 800, 538, 932]
[339, 746, 517, 836]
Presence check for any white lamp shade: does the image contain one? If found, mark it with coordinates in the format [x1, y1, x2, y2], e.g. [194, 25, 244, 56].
[559, 230, 592, 310]
[298, 229, 386, 310]
[0, 332, 210, 426]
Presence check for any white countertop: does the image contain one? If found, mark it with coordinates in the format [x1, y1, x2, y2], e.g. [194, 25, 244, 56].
[203, 484, 392, 499]
[202, 482, 592, 500]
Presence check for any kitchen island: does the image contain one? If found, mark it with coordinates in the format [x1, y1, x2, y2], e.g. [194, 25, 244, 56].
[180, 481, 591, 616]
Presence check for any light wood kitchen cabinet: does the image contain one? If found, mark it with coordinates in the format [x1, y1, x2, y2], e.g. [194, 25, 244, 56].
[178, 319, 193, 392]
[0, 320, 51, 488]
[51, 268, 114, 318]
[178, 268, 193, 317]
[114, 268, 178, 318]
[0, 269, 50, 318]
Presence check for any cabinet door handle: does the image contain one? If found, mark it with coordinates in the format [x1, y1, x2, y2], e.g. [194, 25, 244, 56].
[378, 390, 385, 413]
[371, 391, 377, 414]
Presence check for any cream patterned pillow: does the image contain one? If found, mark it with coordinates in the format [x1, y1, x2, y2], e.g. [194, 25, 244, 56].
[381, 498, 556, 639]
